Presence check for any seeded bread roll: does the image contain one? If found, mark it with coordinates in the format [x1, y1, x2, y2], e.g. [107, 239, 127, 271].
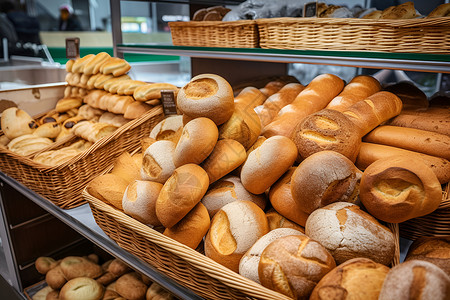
[241, 136, 297, 194]
[201, 175, 266, 217]
[156, 164, 209, 228]
[141, 140, 176, 184]
[305, 202, 396, 265]
[379, 260, 450, 300]
[1, 107, 37, 139]
[149, 115, 183, 144]
[239, 228, 305, 284]
[310, 258, 390, 300]
[123, 180, 163, 226]
[173, 117, 218, 167]
[177, 74, 234, 125]
[405, 236, 450, 275]
[360, 156, 442, 223]
[259, 235, 336, 299]
[205, 201, 269, 272]
[86, 173, 129, 209]
[163, 202, 210, 249]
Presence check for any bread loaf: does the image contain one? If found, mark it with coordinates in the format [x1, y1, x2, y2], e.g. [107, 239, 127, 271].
[72, 121, 117, 143]
[204, 201, 269, 272]
[177, 74, 234, 125]
[262, 74, 344, 138]
[405, 236, 450, 275]
[233, 86, 267, 110]
[156, 164, 209, 228]
[239, 228, 304, 284]
[65, 59, 75, 72]
[123, 180, 163, 226]
[259, 80, 285, 97]
[386, 109, 450, 136]
[149, 115, 183, 144]
[305, 202, 395, 265]
[94, 74, 114, 90]
[1, 107, 37, 139]
[86, 173, 129, 209]
[384, 81, 429, 110]
[60, 277, 104, 300]
[356, 142, 450, 184]
[77, 104, 103, 121]
[86, 74, 102, 90]
[55, 97, 83, 113]
[265, 209, 304, 232]
[163, 202, 210, 249]
[133, 83, 179, 102]
[380, 1, 418, 19]
[291, 151, 362, 214]
[241, 136, 297, 194]
[83, 52, 111, 75]
[326, 75, 381, 111]
[124, 101, 153, 119]
[258, 235, 336, 299]
[146, 282, 175, 300]
[102, 74, 132, 93]
[71, 54, 95, 73]
[60, 256, 103, 280]
[140, 140, 176, 183]
[98, 112, 128, 128]
[427, 3, 450, 17]
[310, 258, 390, 300]
[83, 90, 108, 107]
[173, 117, 218, 167]
[378, 260, 450, 300]
[116, 80, 147, 96]
[100, 57, 131, 76]
[7, 134, 53, 156]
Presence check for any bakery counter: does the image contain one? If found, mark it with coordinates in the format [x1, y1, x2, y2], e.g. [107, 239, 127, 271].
[0, 171, 203, 300]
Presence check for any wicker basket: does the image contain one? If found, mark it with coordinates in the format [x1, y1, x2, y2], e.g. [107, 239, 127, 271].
[400, 184, 450, 240]
[169, 20, 259, 48]
[257, 17, 450, 54]
[84, 188, 400, 300]
[0, 106, 163, 209]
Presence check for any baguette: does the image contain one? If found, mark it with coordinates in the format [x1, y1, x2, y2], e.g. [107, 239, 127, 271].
[234, 87, 267, 110]
[259, 80, 285, 97]
[262, 74, 344, 138]
[133, 83, 179, 102]
[356, 142, 450, 184]
[386, 110, 450, 136]
[363, 125, 450, 160]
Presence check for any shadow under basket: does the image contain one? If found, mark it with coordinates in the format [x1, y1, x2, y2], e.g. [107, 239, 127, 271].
[84, 188, 400, 300]
[0, 106, 163, 209]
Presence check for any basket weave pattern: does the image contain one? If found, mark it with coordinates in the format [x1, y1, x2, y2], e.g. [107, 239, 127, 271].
[257, 17, 450, 54]
[0, 107, 163, 209]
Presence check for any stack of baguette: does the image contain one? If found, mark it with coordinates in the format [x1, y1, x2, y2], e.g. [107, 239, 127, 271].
[87, 72, 450, 299]
[31, 254, 176, 300]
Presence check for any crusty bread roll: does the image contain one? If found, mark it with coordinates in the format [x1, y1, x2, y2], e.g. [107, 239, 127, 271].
[83, 52, 111, 75]
[124, 101, 153, 119]
[107, 95, 135, 115]
[163, 202, 210, 249]
[60, 277, 104, 300]
[379, 260, 450, 300]
[156, 164, 209, 228]
[72, 121, 117, 143]
[259, 80, 285, 97]
[291, 151, 362, 214]
[201, 175, 266, 217]
[241, 136, 297, 194]
[262, 74, 344, 138]
[386, 109, 450, 136]
[427, 3, 450, 17]
[86, 173, 129, 209]
[233, 86, 267, 110]
[360, 156, 442, 223]
[1, 107, 37, 139]
[356, 142, 450, 184]
[141, 140, 175, 183]
[326, 75, 381, 111]
[265, 209, 304, 232]
[205, 201, 269, 272]
[310, 258, 390, 300]
[177, 74, 234, 125]
[122, 180, 163, 226]
[259, 235, 336, 299]
[133, 83, 179, 102]
[115, 272, 147, 300]
[110, 152, 141, 184]
[405, 236, 450, 275]
[100, 57, 131, 76]
[60, 256, 103, 280]
[361, 10, 382, 19]
[239, 228, 304, 284]
[380, 1, 418, 19]
[33, 122, 61, 139]
[77, 104, 103, 121]
[292, 108, 362, 162]
[71, 54, 95, 73]
[98, 112, 128, 128]
[173, 117, 218, 167]
[269, 167, 310, 227]
[149, 115, 183, 144]
[234, 135, 267, 175]
[7, 134, 53, 156]
[46, 265, 67, 290]
[305, 202, 396, 265]
[107, 259, 131, 277]
[55, 97, 83, 113]
[201, 139, 246, 184]
[146, 282, 174, 300]
[218, 103, 261, 150]
[384, 81, 429, 110]
[35, 257, 58, 275]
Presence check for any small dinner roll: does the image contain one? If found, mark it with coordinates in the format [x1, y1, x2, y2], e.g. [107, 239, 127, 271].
[149, 115, 183, 144]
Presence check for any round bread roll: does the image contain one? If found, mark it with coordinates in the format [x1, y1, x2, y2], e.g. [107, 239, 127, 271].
[86, 173, 129, 210]
[310, 258, 390, 300]
[173, 117, 218, 167]
[177, 74, 234, 125]
[269, 167, 310, 227]
[360, 156, 442, 223]
[305, 202, 396, 265]
[60, 256, 103, 280]
[122, 180, 163, 226]
[163, 202, 210, 249]
[32, 286, 53, 300]
[259, 235, 336, 299]
[292, 108, 362, 162]
[107, 259, 131, 277]
[379, 260, 450, 300]
[241, 136, 297, 194]
[149, 115, 183, 144]
[291, 151, 362, 215]
[265, 209, 304, 233]
[1, 107, 37, 139]
[115, 272, 147, 300]
[201, 175, 266, 218]
[156, 164, 209, 228]
[405, 236, 450, 275]
[204, 200, 269, 272]
[46, 265, 67, 289]
[35, 256, 58, 275]
[59, 277, 104, 300]
[140, 140, 176, 184]
[239, 228, 305, 284]
[201, 139, 246, 184]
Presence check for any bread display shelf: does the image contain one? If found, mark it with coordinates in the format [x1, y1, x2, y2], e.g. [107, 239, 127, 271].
[0, 106, 163, 209]
[83, 188, 400, 300]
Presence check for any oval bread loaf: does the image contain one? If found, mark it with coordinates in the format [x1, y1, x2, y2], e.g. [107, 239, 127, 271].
[140, 140, 176, 184]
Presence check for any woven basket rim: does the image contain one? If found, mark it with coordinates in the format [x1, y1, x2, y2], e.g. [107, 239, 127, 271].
[169, 20, 256, 27]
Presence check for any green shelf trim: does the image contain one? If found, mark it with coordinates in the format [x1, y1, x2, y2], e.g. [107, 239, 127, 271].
[118, 44, 450, 63]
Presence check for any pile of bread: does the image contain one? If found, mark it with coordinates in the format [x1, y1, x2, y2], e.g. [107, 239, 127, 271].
[87, 72, 449, 299]
[31, 254, 175, 300]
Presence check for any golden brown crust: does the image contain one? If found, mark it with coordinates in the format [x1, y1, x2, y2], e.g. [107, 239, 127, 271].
[115, 272, 148, 300]
[405, 236, 450, 275]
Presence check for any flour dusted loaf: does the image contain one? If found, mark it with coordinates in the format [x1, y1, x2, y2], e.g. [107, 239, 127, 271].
[149, 115, 183, 144]
[86, 173, 129, 209]
[140, 140, 176, 183]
